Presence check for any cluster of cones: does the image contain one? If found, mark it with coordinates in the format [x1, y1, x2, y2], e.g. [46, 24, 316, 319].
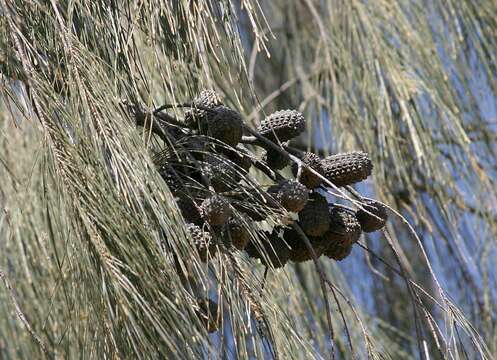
[128, 90, 388, 332]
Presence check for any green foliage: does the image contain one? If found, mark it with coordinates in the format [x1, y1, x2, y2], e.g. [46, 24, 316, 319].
[0, 0, 496, 358]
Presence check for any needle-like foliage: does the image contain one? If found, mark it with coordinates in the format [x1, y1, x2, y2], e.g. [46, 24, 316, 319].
[0, 0, 496, 359]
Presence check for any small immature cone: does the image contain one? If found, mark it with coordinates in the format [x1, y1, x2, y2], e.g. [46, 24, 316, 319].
[292, 152, 325, 189]
[225, 216, 251, 250]
[321, 151, 373, 187]
[158, 166, 184, 194]
[355, 199, 388, 232]
[184, 89, 223, 128]
[268, 180, 309, 213]
[257, 109, 306, 142]
[200, 195, 232, 226]
[186, 223, 216, 262]
[158, 166, 198, 197]
[175, 195, 202, 225]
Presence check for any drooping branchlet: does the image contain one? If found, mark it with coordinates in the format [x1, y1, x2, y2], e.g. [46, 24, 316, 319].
[130, 90, 387, 275]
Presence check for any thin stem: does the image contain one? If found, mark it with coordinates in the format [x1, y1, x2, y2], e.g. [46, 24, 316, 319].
[296, 162, 303, 182]
[291, 223, 336, 360]
[252, 159, 285, 182]
[345, 185, 364, 201]
[241, 135, 259, 145]
[283, 144, 305, 157]
[153, 111, 188, 129]
[330, 203, 355, 213]
[153, 102, 218, 115]
[122, 101, 188, 141]
[261, 267, 269, 291]
[242, 124, 359, 205]
[153, 102, 192, 113]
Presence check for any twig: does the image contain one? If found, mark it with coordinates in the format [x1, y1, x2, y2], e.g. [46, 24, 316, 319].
[252, 159, 279, 182]
[295, 162, 303, 182]
[322, 280, 361, 358]
[153, 102, 217, 116]
[225, 252, 279, 359]
[153, 102, 192, 113]
[383, 229, 427, 360]
[330, 203, 356, 213]
[345, 186, 363, 201]
[291, 223, 336, 360]
[134, 112, 171, 143]
[153, 111, 188, 129]
[242, 125, 360, 206]
[121, 100, 188, 141]
[240, 135, 259, 145]
[261, 267, 269, 291]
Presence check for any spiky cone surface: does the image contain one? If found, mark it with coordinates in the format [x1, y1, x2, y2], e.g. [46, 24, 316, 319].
[297, 193, 330, 237]
[245, 232, 291, 268]
[202, 154, 244, 192]
[196, 298, 221, 333]
[319, 206, 362, 260]
[355, 199, 388, 232]
[262, 142, 290, 170]
[205, 105, 243, 147]
[268, 180, 309, 213]
[186, 223, 216, 262]
[184, 90, 223, 128]
[292, 207, 361, 262]
[292, 152, 325, 189]
[321, 151, 373, 187]
[200, 195, 232, 226]
[257, 110, 306, 142]
[283, 227, 328, 263]
[224, 216, 251, 250]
